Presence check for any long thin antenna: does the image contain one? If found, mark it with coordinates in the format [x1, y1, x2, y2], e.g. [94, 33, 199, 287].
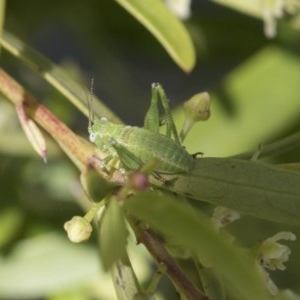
[87, 76, 95, 129]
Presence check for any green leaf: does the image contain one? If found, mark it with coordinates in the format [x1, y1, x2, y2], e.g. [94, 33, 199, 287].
[198, 267, 226, 300]
[80, 167, 117, 202]
[0, 30, 122, 123]
[115, 0, 196, 72]
[152, 158, 300, 225]
[0, 0, 5, 55]
[99, 198, 129, 271]
[125, 191, 271, 300]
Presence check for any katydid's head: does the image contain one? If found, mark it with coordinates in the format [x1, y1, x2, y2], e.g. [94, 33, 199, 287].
[89, 117, 111, 143]
[86, 78, 117, 146]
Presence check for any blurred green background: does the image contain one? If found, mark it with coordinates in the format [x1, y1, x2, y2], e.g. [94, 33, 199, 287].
[1, 1, 300, 299]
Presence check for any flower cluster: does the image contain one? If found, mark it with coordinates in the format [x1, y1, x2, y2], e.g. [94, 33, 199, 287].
[255, 231, 296, 295]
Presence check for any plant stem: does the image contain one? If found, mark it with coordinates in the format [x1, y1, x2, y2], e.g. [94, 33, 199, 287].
[128, 216, 210, 300]
[233, 130, 300, 160]
[0, 68, 103, 173]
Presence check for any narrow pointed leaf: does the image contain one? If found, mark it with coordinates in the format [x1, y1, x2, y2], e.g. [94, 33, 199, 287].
[15, 103, 47, 162]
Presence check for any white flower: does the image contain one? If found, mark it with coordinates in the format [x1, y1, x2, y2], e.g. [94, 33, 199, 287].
[255, 231, 296, 295]
[165, 0, 192, 20]
[257, 231, 296, 271]
[262, 0, 300, 38]
[263, 0, 284, 38]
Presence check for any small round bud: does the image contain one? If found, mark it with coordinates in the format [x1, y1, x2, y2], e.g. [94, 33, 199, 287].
[180, 92, 211, 142]
[129, 171, 150, 191]
[183, 92, 211, 122]
[64, 216, 93, 243]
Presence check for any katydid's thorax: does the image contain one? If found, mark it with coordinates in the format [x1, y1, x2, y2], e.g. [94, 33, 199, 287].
[89, 118, 195, 174]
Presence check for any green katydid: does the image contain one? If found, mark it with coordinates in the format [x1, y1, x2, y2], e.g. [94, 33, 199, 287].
[88, 83, 199, 174]
[87, 82, 300, 225]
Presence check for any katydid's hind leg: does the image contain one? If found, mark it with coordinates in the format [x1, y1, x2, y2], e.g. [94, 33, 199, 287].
[144, 83, 180, 145]
[144, 84, 160, 133]
[154, 83, 181, 144]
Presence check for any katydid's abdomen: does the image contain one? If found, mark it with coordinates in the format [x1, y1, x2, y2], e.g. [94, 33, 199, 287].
[120, 126, 195, 173]
[89, 118, 195, 174]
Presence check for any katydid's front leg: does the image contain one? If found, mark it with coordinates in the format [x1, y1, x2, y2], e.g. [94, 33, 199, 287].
[144, 83, 180, 144]
[155, 83, 180, 144]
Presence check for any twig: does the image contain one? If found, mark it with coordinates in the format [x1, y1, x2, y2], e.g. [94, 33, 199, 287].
[0, 67, 101, 172]
[128, 216, 210, 300]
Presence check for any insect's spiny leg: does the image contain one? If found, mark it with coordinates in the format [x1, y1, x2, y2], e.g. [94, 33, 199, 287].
[155, 83, 181, 144]
[144, 83, 160, 132]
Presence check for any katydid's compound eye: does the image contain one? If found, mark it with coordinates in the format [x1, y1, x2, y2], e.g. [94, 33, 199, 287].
[89, 132, 96, 143]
